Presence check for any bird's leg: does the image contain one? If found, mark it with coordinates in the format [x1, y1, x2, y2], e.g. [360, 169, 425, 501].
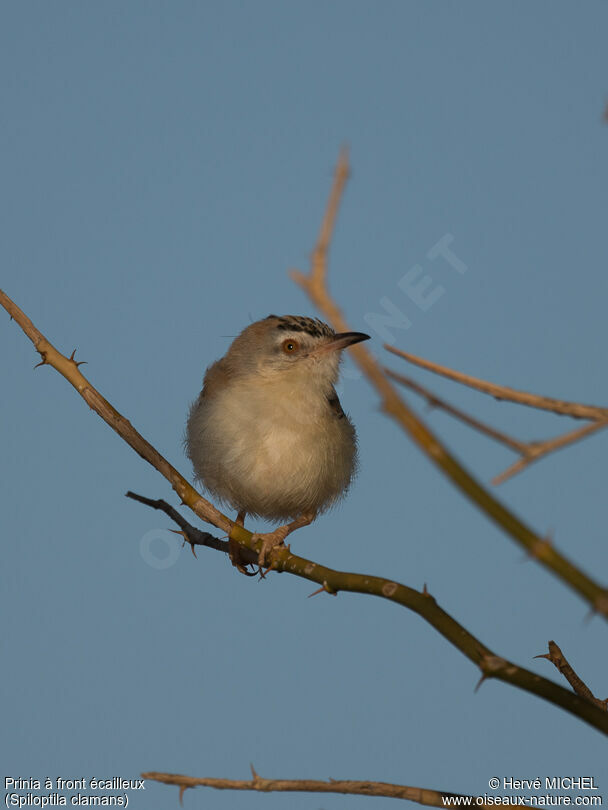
[229, 511, 257, 576]
[253, 512, 316, 568]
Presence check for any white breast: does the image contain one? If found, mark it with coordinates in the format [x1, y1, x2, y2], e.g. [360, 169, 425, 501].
[186, 374, 357, 521]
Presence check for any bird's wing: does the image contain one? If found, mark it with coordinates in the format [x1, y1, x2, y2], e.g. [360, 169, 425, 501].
[201, 358, 232, 399]
[327, 388, 346, 419]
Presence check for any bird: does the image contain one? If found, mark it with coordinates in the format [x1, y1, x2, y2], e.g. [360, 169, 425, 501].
[186, 314, 370, 570]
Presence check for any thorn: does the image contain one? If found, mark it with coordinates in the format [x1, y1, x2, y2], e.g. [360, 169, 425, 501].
[257, 559, 279, 580]
[308, 581, 337, 598]
[422, 583, 429, 595]
[238, 566, 257, 577]
[233, 560, 258, 577]
[533, 653, 551, 661]
[34, 354, 47, 369]
[171, 529, 198, 558]
[178, 784, 187, 805]
[250, 763, 258, 780]
[68, 348, 87, 367]
[474, 673, 487, 693]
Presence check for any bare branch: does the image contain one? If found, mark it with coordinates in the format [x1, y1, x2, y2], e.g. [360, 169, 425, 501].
[311, 144, 350, 282]
[385, 368, 527, 454]
[492, 420, 608, 485]
[0, 289, 233, 538]
[142, 769, 487, 807]
[130, 492, 608, 734]
[535, 641, 608, 712]
[125, 492, 227, 554]
[385, 368, 608, 485]
[290, 155, 608, 622]
[125, 491, 261, 568]
[385, 345, 608, 422]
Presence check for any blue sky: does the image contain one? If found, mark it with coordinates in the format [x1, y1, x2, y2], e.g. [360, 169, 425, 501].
[2, 2, 607, 808]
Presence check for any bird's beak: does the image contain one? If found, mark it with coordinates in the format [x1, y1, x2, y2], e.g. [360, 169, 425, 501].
[310, 331, 370, 356]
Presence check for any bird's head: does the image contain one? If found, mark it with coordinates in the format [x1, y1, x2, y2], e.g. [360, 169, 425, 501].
[226, 315, 370, 389]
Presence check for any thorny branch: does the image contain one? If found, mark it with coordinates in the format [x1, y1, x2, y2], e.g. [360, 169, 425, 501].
[384, 368, 608, 485]
[127, 492, 608, 735]
[1, 285, 606, 730]
[125, 491, 259, 569]
[142, 767, 490, 807]
[384, 368, 529, 455]
[125, 492, 228, 555]
[291, 148, 608, 623]
[0, 290, 233, 538]
[491, 421, 608, 485]
[535, 641, 608, 712]
[384, 345, 608, 422]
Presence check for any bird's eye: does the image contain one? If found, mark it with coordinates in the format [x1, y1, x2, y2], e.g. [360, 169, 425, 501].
[282, 339, 300, 354]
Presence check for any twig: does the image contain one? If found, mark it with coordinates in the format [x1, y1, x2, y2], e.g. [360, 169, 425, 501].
[125, 491, 227, 554]
[535, 641, 608, 712]
[311, 146, 350, 278]
[385, 368, 608, 485]
[385, 369, 528, 454]
[385, 345, 608, 422]
[129, 493, 608, 734]
[0, 289, 232, 537]
[125, 491, 260, 569]
[290, 153, 608, 621]
[492, 420, 608, 485]
[142, 767, 487, 807]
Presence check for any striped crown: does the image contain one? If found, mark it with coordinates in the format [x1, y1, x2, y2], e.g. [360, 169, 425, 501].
[267, 315, 335, 339]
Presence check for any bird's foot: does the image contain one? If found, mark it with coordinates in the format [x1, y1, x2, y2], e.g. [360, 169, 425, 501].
[252, 512, 316, 569]
[251, 528, 289, 569]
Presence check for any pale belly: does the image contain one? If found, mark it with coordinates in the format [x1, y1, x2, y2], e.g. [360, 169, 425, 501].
[187, 382, 357, 520]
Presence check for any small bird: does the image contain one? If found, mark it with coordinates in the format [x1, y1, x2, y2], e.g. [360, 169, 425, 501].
[186, 315, 369, 568]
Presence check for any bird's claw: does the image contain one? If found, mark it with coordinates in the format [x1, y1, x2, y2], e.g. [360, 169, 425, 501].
[253, 531, 287, 568]
[228, 536, 257, 576]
